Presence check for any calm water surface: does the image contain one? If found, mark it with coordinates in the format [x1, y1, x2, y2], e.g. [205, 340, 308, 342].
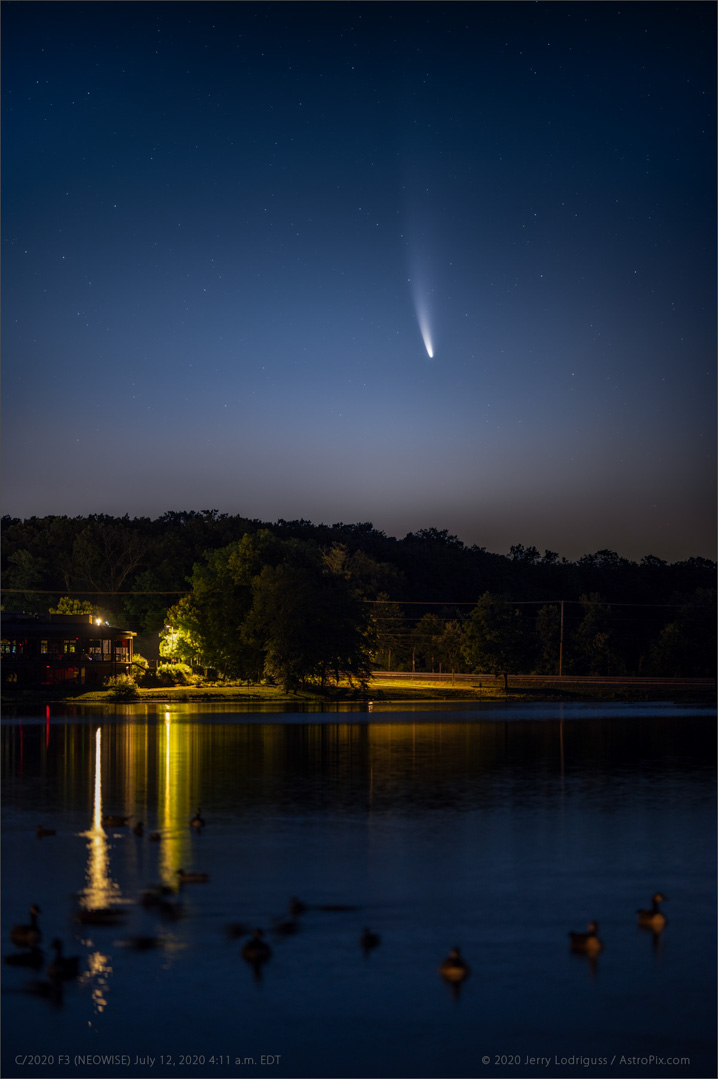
[1, 702, 715, 1079]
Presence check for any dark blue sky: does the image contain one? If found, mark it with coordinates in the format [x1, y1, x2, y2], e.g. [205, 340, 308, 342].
[3, 1, 715, 561]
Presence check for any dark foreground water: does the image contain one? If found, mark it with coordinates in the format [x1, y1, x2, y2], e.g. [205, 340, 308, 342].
[1, 702, 715, 1079]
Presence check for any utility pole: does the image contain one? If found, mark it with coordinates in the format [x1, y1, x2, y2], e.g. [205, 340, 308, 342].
[559, 600, 564, 677]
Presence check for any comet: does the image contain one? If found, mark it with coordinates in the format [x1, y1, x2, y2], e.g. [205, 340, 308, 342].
[417, 308, 434, 359]
[409, 276, 435, 359]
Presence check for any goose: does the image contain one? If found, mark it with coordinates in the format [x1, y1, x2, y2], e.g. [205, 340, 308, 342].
[125, 935, 164, 951]
[140, 884, 176, 909]
[102, 815, 130, 828]
[439, 946, 471, 983]
[272, 916, 300, 937]
[226, 922, 251, 940]
[75, 906, 127, 926]
[11, 905, 42, 948]
[176, 868, 209, 884]
[190, 808, 205, 830]
[4, 946, 44, 970]
[288, 896, 307, 916]
[132, 822, 144, 837]
[23, 977, 64, 1007]
[637, 893, 668, 931]
[36, 826, 56, 838]
[241, 928, 272, 964]
[360, 927, 381, 955]
[569, 921, 603, 956]
[149, 832, 161, 842]
[47, 939, 81, 981]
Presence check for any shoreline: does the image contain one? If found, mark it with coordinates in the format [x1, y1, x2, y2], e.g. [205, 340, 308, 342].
[2, 677, 715, 709]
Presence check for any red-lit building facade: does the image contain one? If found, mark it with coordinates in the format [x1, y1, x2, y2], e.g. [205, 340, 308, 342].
[1, 612, 136, 688]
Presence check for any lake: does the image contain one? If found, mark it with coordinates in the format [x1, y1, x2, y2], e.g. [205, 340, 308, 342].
[1, 701, 715, 1079]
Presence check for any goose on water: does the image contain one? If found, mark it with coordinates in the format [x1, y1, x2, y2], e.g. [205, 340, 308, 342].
[569, 921, 603, 956]
[36, 826, 56, 838]
[75, 906, 127, 926]
[4, 946, 44, 969]
[242, 928, 272, 964]
[190, 809, 206, 829]
[11, 905, 42, 949]
[176, 868, 209, 884]
[47, 939, 81, 981]
[360, 928, 381, 955]
[438, 946, 471, 983]
[637, 893, 668, 931]
[102, 815, 130, 828]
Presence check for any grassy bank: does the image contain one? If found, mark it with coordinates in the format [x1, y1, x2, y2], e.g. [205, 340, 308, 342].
[4, 677, 715, 707]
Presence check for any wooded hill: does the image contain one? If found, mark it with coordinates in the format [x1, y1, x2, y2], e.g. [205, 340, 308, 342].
[2, 511, 715, 682]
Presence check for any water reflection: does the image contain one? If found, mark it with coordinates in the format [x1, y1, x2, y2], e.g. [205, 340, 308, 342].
[1, 707, 715, 1079]
[80, 729, 121, 911]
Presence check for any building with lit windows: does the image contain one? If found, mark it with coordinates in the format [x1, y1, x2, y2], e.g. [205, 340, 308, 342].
[1, 612, 136, 688]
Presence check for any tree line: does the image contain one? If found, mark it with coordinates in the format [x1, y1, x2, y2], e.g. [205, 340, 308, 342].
[2, 511, 715, 687]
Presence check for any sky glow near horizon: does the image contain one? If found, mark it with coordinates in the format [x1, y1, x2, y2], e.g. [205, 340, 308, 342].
[1, 1, 715, 562]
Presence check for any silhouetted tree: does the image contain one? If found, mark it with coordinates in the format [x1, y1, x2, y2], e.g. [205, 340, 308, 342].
[462, 593, 530, 690]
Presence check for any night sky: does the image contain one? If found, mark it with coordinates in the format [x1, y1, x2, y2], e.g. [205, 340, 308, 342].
[2, 1, 715, 561]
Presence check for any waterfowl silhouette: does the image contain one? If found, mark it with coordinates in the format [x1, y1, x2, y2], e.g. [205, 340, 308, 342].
[242, 928, 272, 964]
[36, 826, 56, 838]
[102, 814, 130, 828]
[272, 916, 300, 937]
[226, 922, 251, 940]
[125, 935, 164, 951]
[637, 893, 668, 931]
[360, 928, 381, 955]
[11, 905, 42, 948]
[176, 868, 209, 884]
[140, 884, 176, 908]
[23, 976, 64, 1007]
[75, 906, 127, 926]
[47, 939, 81, 981]
[190, 808, 205, 829]
[439, 946, 471, 983]
[4, 946, 44, 969]
[132, 822, 144, 837]
[288, 897, 307, 916]
[149, 832, 161, 842]
[569, 921, 603, 956]
[141, 888, 183, 920]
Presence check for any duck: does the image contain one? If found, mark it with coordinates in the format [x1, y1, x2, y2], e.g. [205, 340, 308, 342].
[241, 928, 272, 964]
[11, 905, 42, 948]
[176, 868, 209, 884]
[288, 896, 307, 916]
[637, 893, 668, 931]
[36, 826, 56, 838]
[569, 921, 603, 956]
[4, 946, 45, 970]
[190, 808, 205, 830]
[102, 814, 130, 828]
[132, 822, 144, 837]
[439, 946, 471, 983]
[360, 927, 381, 955]
[47, 939, 81, 981]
